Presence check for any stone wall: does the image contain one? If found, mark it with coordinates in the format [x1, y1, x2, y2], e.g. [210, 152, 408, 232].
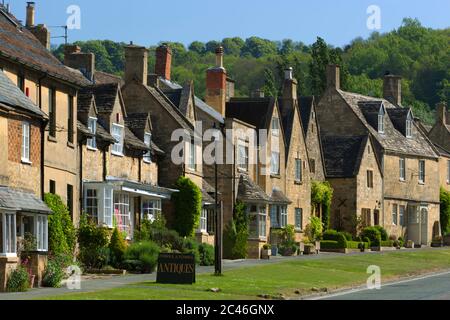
[439, 156, 450, 191]
[328, 178, 357, 232]
[304, 105, 326, 182]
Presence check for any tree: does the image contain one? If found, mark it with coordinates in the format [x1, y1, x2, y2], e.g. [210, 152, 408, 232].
[188, 41, 206, 54]
[262, 68, 278, 98]
[172, 177, 202, 237]
[241, 37, 277, 58]
[223, 200, 248, 259]
[222, 37, 245, 56]
[205, 40, 221, 53]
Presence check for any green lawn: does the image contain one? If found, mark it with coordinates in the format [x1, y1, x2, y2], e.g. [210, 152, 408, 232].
[44, 248, 450, 300]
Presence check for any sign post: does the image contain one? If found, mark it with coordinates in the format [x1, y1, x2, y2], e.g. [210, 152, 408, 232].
[156, 253, 196, 284]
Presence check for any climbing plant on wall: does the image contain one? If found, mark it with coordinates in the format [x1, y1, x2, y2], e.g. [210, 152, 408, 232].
[311, 181, 334, 230]
[172, 176, 202, 237]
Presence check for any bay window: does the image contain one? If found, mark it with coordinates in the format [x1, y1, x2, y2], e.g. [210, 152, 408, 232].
[36, 215, 48, 252]
[142, 199, 161, 221]
[85, 189, 98, 223]
[111, 124, 124, 155]
[270, 205, 287, 228]
[103, 187, 113, 228]
[1, 212, 16, 255]
[248, 205, 267, 239]
[114, 193, 131, 237]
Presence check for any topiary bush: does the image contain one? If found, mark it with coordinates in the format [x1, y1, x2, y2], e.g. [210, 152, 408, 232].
[224, 200, 249, 260]
[373, 226, 388, 241]
[109, 227, 127, 268]
[123, 241, 160, 273]
[198, 243, 215, 266]
[42, 259, 64, 288]
[360, 227, 381, 247]
[322, 230, 348, 248]
[77, 214, 110, 269]
[172, 176, 202, 237]
[6, 267, 29, 292]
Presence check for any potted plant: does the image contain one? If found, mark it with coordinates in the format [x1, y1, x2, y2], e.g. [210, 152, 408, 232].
[358, 241, 366, 252]
[304, 243, 315, 255]
[261, 244, 272, 259]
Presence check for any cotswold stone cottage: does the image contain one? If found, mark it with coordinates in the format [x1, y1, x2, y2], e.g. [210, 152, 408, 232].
[317, 65, 441, 245]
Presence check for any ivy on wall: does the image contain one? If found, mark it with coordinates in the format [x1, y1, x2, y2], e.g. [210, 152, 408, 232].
[311, 181, 334, 230]
[440, 188, 450, 235]
[172, 176, 202, 237]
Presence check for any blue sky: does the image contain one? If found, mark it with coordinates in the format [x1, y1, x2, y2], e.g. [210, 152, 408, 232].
[8, 0, 450, 47]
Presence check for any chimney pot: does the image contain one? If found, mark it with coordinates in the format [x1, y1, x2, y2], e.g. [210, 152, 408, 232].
[437, 102, 448, 125]
[26, 2, 35, 28]
[155, 44, 172, 80]
[326, 64, 340, 90]
[383, 74, 402, 106]
[215, 46, 224, 68]
[285, 67, 293, 80]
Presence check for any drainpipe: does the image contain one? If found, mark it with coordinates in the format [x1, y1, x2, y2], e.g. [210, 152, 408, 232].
[79, 140, 83, 217]
[38, 73, 47, 200]
[102, 147, 108, 181]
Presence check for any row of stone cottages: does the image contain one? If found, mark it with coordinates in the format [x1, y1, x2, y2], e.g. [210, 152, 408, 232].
[0, 2, 449, 288]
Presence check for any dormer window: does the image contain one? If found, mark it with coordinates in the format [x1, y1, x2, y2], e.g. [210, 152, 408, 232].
[406, 111, 413, 138]
[87, 117, 97, 149]
[144, 133, 152, 163]
[111, 123, 124, 156]
[272, 118, 280, 137]
[378, 106, 385, 134]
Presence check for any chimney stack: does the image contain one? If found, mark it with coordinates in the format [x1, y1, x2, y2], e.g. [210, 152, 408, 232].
[64, 45, 95, 81]
[205, 46, 227, 116]
[437, 102, 448, 125]
[383, 74, 402, 106]
[124, 44, 148, 86]
[326, 64, 340, 90]
[26, 2, 35, 27]
[282, 67, 298, 102]
[155, 44, 172, 80]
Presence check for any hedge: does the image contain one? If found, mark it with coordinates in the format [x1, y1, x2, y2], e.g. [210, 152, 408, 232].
[347, 241, 369, 249]
[321, 240, 369, 250]
[380, 240, 394, 247]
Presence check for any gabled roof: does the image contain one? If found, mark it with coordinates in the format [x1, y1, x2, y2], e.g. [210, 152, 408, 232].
[322, 135, 369, 178]
[435, 143, 450, 158]
[0, 186, 51, 214]
[271, 188, 292, 204]
[0, 70, 47, 118]
[126, 112, 152, 132]
[91, 83, 120, 114]
[0, 9, 89, 87]
[299, 96, 314, 136]
[278, 99, 295, 154]
[237, 174, 271, 203]
[337, 90, 437, 159]
[226, 97, 276, 130]
[124, 126, 150, 151]
[94, 71, 124, 86]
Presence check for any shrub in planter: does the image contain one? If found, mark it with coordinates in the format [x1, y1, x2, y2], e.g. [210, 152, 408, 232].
[124, 241, 160, 273]
[42, 259, 64, 288]
[109, 228, 127, 268]
[373, 226, 388, 241]
[198, 243, 215, 266]
[6, 267, 29, 292]
[360, 227, 381, 247]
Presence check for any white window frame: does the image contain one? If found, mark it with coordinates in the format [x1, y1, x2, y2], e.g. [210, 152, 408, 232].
[295, 159, 302, 182]
[378, 107, 385, 134]
[295, 208, 303, 231]
[1, 212, 16, 255]
[114, 193, 131, 238]
[271, 118, 280, 137]
[271, 151, 280, 175]
[85, 189, 99, 222]
[406, 113, 413, 138]
[237, 141, 249, 171]
[200, 209, 208, 233]
[21, 121, 30, 163]
[400, 158, 406, 181]
[87, 117, 97, 150]
[141, 199, 161, 222]
[392, 204, 398, 226]
[248, 205, 267, 239]
[143, 132, 152, 163]
[103, 187, 113, 228]
[111, 123, 124, 156]
[188, 140, 196, 171]
[418, 160, 425, 184]
[35, 215, 48, 252]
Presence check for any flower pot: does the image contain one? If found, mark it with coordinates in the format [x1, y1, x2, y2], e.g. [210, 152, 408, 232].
[304, 245, 315, 255]
[261, 249, 272, 260]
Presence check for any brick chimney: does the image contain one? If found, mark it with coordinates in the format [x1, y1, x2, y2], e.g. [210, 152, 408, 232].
[383, 74, 402, 106]
[155, 44, 172, 80]
[124, 44, 148, 85]
[26, 2, 35, 27]
[437, 102, 448, 125]
[64, 45, 95, 81]
[205, 46, 227, 116]
[326, 64, 340, 90]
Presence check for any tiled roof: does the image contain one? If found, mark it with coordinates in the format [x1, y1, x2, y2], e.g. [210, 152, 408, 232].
[77, 87, 95, 113]
[435, 143, 450, 157]
[0, 70, 47, 118]
[226, 97, 276, 130]
[237, 174, 271, 203]
[96, 123, 116, 143]
[0, 186, 51, 214]
[299, 96, 314, 136]
[124, 126, 150, 151]
[270, 188, 292, 204]
[77, 120, 93, 137]
[338, 90, 437, 159]
[278, 99, 295, 155]
[0, 9, 90, 87]
[322, 135, 368, 178]
[94, 71, 124, 86]
[125, 112, 150, 130]
[92, 83, 119, 114]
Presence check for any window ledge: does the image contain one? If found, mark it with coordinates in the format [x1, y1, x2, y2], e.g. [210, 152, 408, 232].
[47, 135, 57, 143]
[248, 237, 267, 242]
[399, 179, 406, 183]
[418, 181, 425, 185]
[67, 141, 75, 149]
[295, 229, 303, 233]
[294, 181, 303, 185]
[21, 159, 32, 165]
[143, 159, 152, 164]
[87, 146, 98, 152]
[111, 152, 124, 157]
[270, 174, 281, 179]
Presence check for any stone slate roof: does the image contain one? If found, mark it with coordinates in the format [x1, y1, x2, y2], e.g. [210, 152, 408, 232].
[0, 9, 89, 87]
[94, 71, 124, 86]
[338, 90, 437, 159]
[0, 70, 47, 118]
[77, 120, 93, 138]
[226, 97, 276, 130]
[126, 112, 150, 130]
[237, 174, 271, 203]
[96, 123, 116, 143]
[202, 180, 216, 205]
[124, 127, 150, 151]
[278, 99, 295, 155]
[271, 188, 292, 204]
[435, 143, 450, 157]
[299, 96, 314, 136]
[321, 135, 368, 178]
[77, 88, 95, 114]
[0, 186, 51, 214]
[91, 83, 120, 114]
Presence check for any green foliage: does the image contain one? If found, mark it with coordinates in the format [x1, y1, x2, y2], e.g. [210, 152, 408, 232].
[223, 201, 249, 259]
[198, 243, 215, 266]
[360, 227, 382, 247]
[440, 188, 450, 235]
[182, 238, 200, 265]
[109, 228, 127, 268]
[304, 216, 323, 242]
[381, 240, 395, 247]
[172, 177, 202, 237]
[42, 259, 64, 288]
[373, 226, 389, 241]
[44, 193, 76, 259]
[124, 241, 160, 273]
[276, 225, 298, 256]
[311, 181, 333, 230]
[6, 267, 29, 292]
[135, 214, 184, 252]
[323, 230, 347, 248]
[77, 214, 110, 269]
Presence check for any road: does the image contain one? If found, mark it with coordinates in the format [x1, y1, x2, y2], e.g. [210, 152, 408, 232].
[314, 271, 450, 300]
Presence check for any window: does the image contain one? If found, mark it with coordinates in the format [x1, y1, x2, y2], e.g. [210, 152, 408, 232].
[392, 204, 398, 225]
[295, 208, 303, 231]
[368, 145, 371, 154]
[48, 88, 56, 138]
[142, 199, 161, 221]
[2, 213, 16, 254]
[114, 193, 131, 237]
[237, 141, 249, 171]
[188, 140, 196, 170]
[68, 95, 74, 144]
[49, 180, 56, 194]
[310, 159, 316, 174]
[418, 160, 425, 184]
[36, 215, 48, 252]
[21, 121, 30, 162]
[295, 159, 302, 182]
[271, 118, 280, 136]
[367, 170, 374, 188]
[271, 152, 280, 175]
[200, 209, 208, 232]
[362, 208, 371, 227]
[374, 210, 380, 226]
[406, 113, 413, 138]
[143, 133, 152, 163]
[447, 160, 450, 184]
[67, 184, 73, 219]
[85, 189, 98, 223]
[378, 107, 385, 134]
[270, 205, 287, 228]
[399, 158, 406, 181]
[111, 124, 124, 155]
[399, 206, 406, 226]
[87, 117, 97, 149]
[17, 74, 25, 92]
[103, 187, 113, 227]
[248, 205, 267, 239]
